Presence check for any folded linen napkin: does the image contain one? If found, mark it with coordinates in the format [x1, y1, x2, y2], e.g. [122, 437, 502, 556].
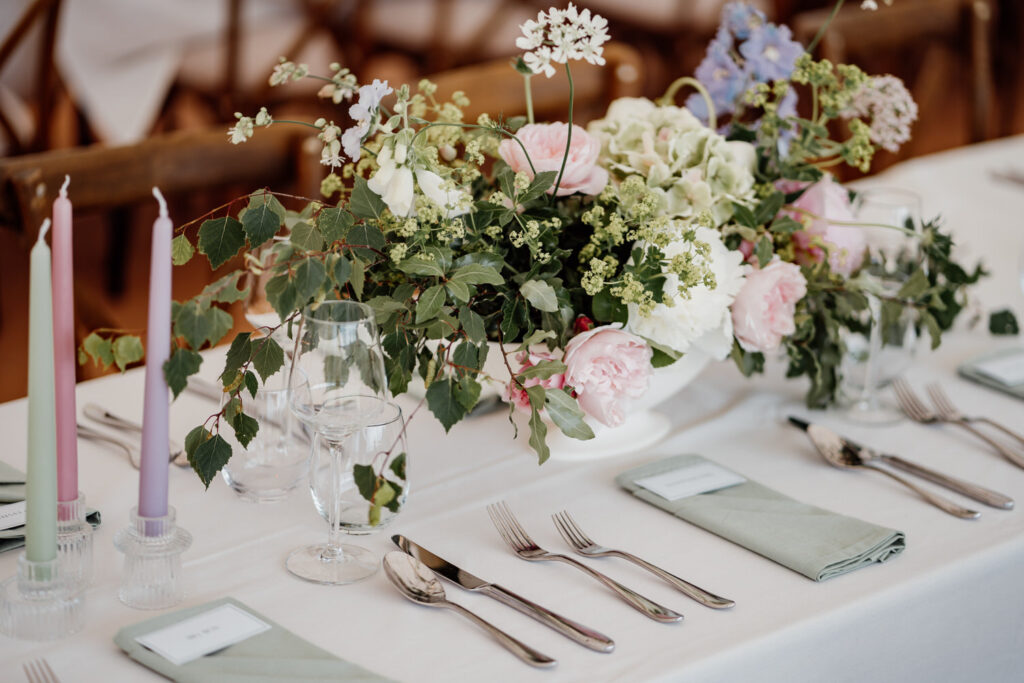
[0, 462, 101, 553]
[617, 454, 906, 581]
[958, 348, 1024, 400]
[114, 597, 395, 682]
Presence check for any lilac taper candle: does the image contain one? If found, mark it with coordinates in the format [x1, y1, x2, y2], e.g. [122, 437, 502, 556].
[52, 175, 79, 506]
[138, 188, 172, 520]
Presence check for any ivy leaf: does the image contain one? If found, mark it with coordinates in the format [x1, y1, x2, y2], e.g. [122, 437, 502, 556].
[366, 296, 408, 322]
[353, 463, 376, 502]
[755, 236, 773, 268]
[455, 376, 481, 411]
[190, 433, 232, 489]
[769, 215, 802, 235]
[346, 223, 386, 261]
[244, 371, 260, 399]
[171, 234, 194, 265]
[389, 452, 406, 480]
[197, 217, 245, 269]
[349, 257, 366, 299]
[453, 252, 504, 271]
[184, 425, 211, 463]
[265, 273, 298, 320]
[520, 279, 559, 312]
[543, 387, 594, 440]
[241, 192, 285, 248]
[163, 347, 202, 399]
[251, 336, 285, 381]
[111, 335, 144, 372]
[81, 332, 113, 368]
[753, 191, 785, 226]
[425, 377, 466, 432]
[446, 279, 471, 303]
[450, 263, 503, 286]
[416, 284, 446, 324]
[349, 176, 386, 220]
[231, 411, 260, 448]
[221, 332, 252, 385]
[459, 306, 486, 343]
[316, 207, 354, 244]
[525, 386, 550, 464]
[898, 268, 929, 299]
[731, 202, 758, 229]
[398, 255, 446, 278]
[293, 257, 326, 302]
[175, 301, 212, 350]
[518, 170, 559, 204]
[290, 222, 324, 252]
[989, 309, 1019, 335]
[201, 272, 248, 304]
[517, 359, 566, 381]
[330, 254, 352, 288]
[204, 306, 233, 347]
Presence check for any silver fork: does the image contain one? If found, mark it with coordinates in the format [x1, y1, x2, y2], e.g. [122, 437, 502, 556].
[23, 658, 60, 683]
[552, 511, 735, 609]
[892, 379, 1024, 469]
[487, 502, 682, 623]
[926, 383, 1024, 450]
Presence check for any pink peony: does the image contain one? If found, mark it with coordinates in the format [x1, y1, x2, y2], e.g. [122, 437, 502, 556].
[503, 348, 566, 412]
[783, 175, 866, 277]
[498, 123, 608, 197]
[563, 326, 652, 428]
[731, 258, 808, 353]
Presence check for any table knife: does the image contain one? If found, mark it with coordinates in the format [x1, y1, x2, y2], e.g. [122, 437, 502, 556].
[788, 417, 1014, 509]
[392, 534, 614, 653]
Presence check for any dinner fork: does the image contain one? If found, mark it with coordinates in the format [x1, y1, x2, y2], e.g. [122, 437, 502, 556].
[892, 379, 1024, 469]
[926, 384, 1024, 449]
[487, 502, 682, 623]
[552, 511, 734, 609]
[23, 658, 60, 683]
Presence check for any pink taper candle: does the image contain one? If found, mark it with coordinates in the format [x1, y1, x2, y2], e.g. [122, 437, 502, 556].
[52, 175, 78, 507]
[138, 187, 172, 520]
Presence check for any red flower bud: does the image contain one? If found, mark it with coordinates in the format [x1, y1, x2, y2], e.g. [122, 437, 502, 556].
[573, 315, 595, 334]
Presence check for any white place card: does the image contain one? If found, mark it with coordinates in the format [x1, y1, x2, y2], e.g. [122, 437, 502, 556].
[0, 501, 25, 531]
[135, 603, 271, 666]
[974, 351, 1024, 387]
[634, 462, 746, 501]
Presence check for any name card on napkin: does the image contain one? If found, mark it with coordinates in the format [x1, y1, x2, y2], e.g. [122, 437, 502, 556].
[973, 351, 1024, 387]
[0, 502, 26, 531]
[633, 461, 745, 501]
[135, 603, 271, 666]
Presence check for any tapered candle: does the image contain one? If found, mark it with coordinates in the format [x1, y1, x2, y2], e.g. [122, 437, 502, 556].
[26, 219, 58, 563]
[138, 188, 172, 521]
[52, 175, 78, 507]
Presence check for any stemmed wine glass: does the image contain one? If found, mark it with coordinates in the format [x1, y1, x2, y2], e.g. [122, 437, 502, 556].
[286, 300, 391, 584]
[841, 187, 923, 423]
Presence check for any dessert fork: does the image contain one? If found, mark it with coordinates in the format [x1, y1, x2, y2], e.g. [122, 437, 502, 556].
[486, 501, 682, 623]
[552, 511, 734, 608]
[926, 384, 1024, 449]
[892, 379, 1024, 469]
[23, 658, 60, 683]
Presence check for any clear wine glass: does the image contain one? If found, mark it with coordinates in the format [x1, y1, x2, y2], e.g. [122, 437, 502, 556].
[841, 187, 923, 424]
[286, 300, 390, 584]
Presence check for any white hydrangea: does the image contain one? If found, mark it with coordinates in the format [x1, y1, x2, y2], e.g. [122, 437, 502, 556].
[589, 97, 757, 224]
[516, 3, 610, 78]
[627, 225, 748, 359]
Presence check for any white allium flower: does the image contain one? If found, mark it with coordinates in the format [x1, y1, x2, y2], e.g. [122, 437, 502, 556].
[842, 75, 917, 153]
[227, 112, 254, 144]
[317, 122, 344, 168]
[627, 226, 748, 359]
[254, 107, 272, 126]
[517, 3, 610, 78]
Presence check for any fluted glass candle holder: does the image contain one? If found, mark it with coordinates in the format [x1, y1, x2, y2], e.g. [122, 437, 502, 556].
[57, 493, 92, 594]
[114, 506, 191, 610]
[0, 554, 84, 640]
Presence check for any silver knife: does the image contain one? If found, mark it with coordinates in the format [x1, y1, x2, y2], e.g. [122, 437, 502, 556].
[788, 417, 1014, 510]
[392, 534, 614, 653]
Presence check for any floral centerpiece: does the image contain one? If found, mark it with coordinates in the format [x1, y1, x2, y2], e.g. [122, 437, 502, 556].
[81, 2, 983, 492]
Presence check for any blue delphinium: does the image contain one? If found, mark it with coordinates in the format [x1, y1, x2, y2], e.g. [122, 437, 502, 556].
[722, 2, 766, 39]
[739, 23, 804, 82]
[686, 29, 746, 118]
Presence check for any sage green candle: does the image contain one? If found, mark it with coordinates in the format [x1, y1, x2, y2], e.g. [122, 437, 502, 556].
[26, 219, 57, 563]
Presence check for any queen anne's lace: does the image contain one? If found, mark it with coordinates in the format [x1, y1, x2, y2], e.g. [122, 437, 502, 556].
[516, 3, 609, 78]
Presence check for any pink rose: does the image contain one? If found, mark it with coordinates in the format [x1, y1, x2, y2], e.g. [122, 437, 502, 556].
[784, 175, 866, 276]
[731, 258, 808, 353]
[563, 326, 652, 428]
[498, 123, 608, 197]
[503, 348, 566, 412]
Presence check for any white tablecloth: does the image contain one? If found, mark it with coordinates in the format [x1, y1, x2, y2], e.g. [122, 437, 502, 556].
[1, 138, 1023, 681]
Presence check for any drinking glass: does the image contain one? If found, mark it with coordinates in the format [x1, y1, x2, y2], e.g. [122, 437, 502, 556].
[840, 188, 923, 423]
[286, 300, 389, 584]
[243, 239, 293, 351]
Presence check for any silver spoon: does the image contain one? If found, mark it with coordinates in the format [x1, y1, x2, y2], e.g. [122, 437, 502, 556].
[382, 552, 556, 668]
[806, 424, 981, 519]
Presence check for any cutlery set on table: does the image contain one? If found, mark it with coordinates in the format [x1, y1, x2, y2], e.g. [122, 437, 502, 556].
[383, 502, 733, 668]
[789, 380, 1023, 519]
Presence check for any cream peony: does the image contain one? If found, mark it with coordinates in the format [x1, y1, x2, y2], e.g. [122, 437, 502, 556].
[499, 123, 608, 196]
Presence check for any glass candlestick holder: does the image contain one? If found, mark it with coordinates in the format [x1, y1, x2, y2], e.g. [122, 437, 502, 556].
[57, 493, 92, 594]
[114, 506, 191, 610]
[0, 554, 84, 640]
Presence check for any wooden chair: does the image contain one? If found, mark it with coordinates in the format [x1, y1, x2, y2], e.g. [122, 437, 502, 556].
[793, 0, 996, 146]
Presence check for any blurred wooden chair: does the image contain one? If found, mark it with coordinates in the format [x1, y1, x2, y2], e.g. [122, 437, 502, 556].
[428, 41, 645, 125]
[793, 0, 996, 145]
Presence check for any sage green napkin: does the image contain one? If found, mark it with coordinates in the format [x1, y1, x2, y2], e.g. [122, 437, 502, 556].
[0, 461, 101, 553]
[617, 454, 906, 581]
[958, 348, 1024, 401]
[114, 597, 395, 682]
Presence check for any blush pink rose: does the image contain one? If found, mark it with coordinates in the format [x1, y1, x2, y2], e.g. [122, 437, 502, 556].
[503, 348, 566, 412]
[563, 326, 652, 428]
[731, 258, 808, 353]
[498, 123, 608, 197]
[783, 175, 866, 277]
